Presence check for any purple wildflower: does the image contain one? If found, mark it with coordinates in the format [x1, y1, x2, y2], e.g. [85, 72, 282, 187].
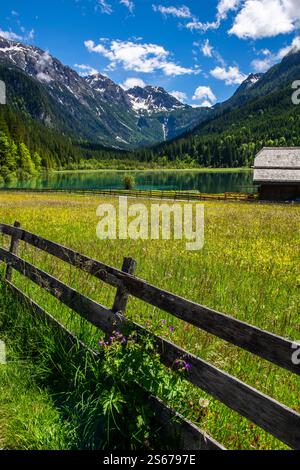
[174, 359, 191, 372]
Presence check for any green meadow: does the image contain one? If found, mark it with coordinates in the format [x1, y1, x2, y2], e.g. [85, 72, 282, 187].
[0, 191, 299, 450]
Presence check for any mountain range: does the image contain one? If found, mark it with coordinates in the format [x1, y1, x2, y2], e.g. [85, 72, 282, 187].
[1, 35, 300, 169]
[0, 36, 209, 149]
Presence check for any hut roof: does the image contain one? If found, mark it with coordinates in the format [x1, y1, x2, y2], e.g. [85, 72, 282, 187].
[253, 147, 300, 184]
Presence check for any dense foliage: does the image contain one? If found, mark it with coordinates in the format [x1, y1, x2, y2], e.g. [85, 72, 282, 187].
[0, 115, 41, 183]
[0, 105, 128, 173]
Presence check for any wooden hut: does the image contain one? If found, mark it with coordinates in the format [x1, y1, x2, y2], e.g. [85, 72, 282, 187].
[253, 147, 300, 200]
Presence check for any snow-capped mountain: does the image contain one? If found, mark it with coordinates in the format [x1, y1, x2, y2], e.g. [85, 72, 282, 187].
[127, 85, 188, 114]
[86, 75, 189, 115]
[0, 36, 209, 148]
[237, 73, 263, 92]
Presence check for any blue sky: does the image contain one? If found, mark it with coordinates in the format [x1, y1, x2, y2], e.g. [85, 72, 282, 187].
[1, 0, 300, 106]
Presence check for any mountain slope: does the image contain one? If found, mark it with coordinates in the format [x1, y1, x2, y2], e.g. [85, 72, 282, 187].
[136, 49, 300, 167]
[215, 73, 263, 112]
[0, 37, 208, 149]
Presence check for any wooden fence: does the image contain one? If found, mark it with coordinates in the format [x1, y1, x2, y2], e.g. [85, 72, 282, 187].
[0, 187, 258, 202]
[0, 221, 299, 450]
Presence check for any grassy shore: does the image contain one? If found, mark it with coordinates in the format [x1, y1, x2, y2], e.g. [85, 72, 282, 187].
[0, 191, 299, 450]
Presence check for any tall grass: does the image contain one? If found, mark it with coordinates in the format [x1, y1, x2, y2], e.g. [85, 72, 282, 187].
[0, 282, 173, 450]
[0, 191, 299, 449]
[0, 283, 74, 449]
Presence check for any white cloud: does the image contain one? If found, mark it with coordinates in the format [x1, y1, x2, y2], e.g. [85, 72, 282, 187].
[37, 51, 52, 67]
[229, 0, 300, 39]
[192, 86, 217, 107]
[170, 90, 187, 102]
[251, 36, 300, 72]
[183, 0, 300, 39]
[74, 64, 99, 76]
[261, 48, 271, 56]
[0, 26, 34, 42]
[85, 38, 199, 76]
[121, 77, 146, 89]
[210, 65, 247, 84]
[35, 51, 54, 82]
[97, 0, 113, 14]
[277, 36, 300, 58]
[0, 29, 22, 41]
[199, 100, 214, 108]
[152, 0, 239, 33]
[152, 4, 192, 18]
[36, 72, 52, 83]
[217, 0, 241, 20]
[120, 0, 135, 13]
[201, 39, 213, 57]
[185, 0, 240, 32]
[186, 20, 219, 32]
[251, 58, 272, 72]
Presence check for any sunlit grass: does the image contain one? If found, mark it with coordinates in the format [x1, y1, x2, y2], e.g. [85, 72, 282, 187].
[0, 191, 299, 450]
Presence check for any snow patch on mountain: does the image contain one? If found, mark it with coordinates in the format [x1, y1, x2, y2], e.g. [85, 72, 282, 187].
[127, 85, 188, 115]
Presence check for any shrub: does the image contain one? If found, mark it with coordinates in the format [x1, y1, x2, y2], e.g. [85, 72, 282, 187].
[123, 174, 135, 190]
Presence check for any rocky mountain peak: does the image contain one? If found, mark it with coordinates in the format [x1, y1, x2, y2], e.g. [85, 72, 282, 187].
[85, 73, 130, 107]
[127, 84, 188, 114]
[245, 73, 263, 85]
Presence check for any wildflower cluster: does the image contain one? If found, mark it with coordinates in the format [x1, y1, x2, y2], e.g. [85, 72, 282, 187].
[98, 330, 127, 348]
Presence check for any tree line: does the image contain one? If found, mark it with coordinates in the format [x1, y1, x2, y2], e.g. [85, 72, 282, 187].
[0, 131, 41, 183]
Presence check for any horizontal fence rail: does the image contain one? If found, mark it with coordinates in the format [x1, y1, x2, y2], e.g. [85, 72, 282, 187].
[1, 222, 299, 449]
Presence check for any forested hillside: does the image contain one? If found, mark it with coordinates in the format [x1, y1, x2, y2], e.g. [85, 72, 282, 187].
[136, 50, 300, 167]
[0, 104, 130, 177]
[136, 85, 298, 167]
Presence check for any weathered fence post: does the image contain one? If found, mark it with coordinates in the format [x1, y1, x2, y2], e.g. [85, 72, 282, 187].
[112, 257, 136, 314]
[5, 221, 21, 281]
